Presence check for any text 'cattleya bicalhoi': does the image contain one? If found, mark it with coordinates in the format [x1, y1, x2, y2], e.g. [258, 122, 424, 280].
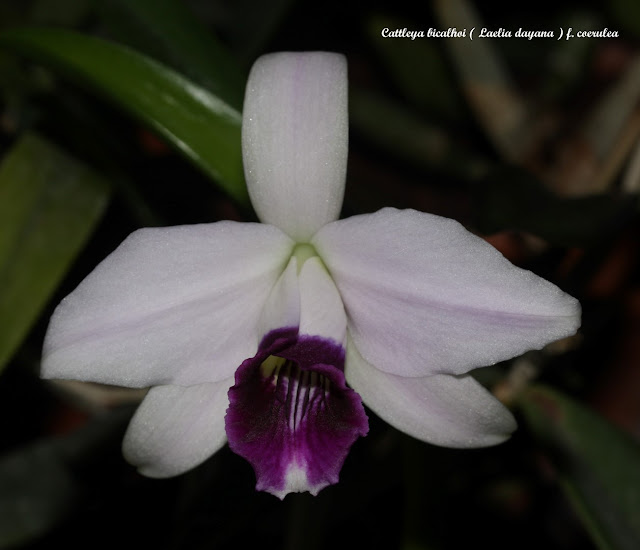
[41, 52, 581, 499]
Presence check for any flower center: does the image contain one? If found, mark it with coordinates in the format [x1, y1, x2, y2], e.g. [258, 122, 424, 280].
[292, 242, 321, 272]
[260, 355, 331, 432]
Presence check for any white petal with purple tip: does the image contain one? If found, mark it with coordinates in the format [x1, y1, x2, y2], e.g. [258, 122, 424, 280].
[242, 52, 348, 241]
[314, 208, 581, 378]
[42, 222, 293, 387]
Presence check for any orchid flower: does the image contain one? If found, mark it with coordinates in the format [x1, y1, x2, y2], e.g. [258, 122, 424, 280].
[41, 52, 580, 499]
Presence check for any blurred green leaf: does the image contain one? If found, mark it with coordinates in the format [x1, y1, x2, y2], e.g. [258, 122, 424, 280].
[97, 0, 244, 109]
[433, 0, 532, 162]
[368, 15, 464, 122]
[30, 0, 91, 26]
[0, 439, 77, 548]
[587, 56, 640, 157]
[0, 406, 132, 548]
[0, 133, 110, 372]
[212, 0, 295, 62]
[473, 166, 634, 246]
[610, 0, 640, 38]
[540, 11, 600, 103]
[0, 27, 248, 204]
[519, 385, 640, 550]
[351, 89, 489, 182]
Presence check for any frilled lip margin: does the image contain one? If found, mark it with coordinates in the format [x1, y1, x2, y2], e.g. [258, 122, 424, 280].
[225, 327, 369, 499]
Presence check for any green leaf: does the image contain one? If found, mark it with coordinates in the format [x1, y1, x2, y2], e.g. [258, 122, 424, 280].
[432, 0, 532, 162]
[0, 27, 248, 204]
[368, 15, 464, 122]
[0, 439, 77, 548]
[609, 0, 640, 38]
[519, 385, 640, 550]
[212, 0, 295, 62]
[97, 0, 244, 109]
[0, 133, 110, 372]
[351, 89, 489, 182]
[30, 0, 91, 26]
[473, 166, 634, 246]
[539, 11, 600, 103]
[0, 406, 132, 548]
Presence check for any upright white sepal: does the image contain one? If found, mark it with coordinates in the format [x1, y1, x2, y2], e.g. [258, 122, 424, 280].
[242, 52, 348, 241]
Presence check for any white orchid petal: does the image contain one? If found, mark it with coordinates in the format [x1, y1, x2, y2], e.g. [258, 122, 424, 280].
[298, 257, 347, 344]
[242, 52, 348, 241]
[43, 222, 293, 387]
[314, 208, 580, 377]
[123, 379, 232, 477]
[346, 341, 516, 447]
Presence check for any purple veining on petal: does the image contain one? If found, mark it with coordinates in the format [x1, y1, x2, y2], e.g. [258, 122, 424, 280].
[225, 328, 368, 499]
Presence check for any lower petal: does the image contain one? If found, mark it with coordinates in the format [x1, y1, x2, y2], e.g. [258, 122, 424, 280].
[346, 339, 516, 448]
[225, 329, 368, 499]
[123, 378, 233, 477]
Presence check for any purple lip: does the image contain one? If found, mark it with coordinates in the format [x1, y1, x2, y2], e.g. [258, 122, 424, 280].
[225, 327, 368, 498]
